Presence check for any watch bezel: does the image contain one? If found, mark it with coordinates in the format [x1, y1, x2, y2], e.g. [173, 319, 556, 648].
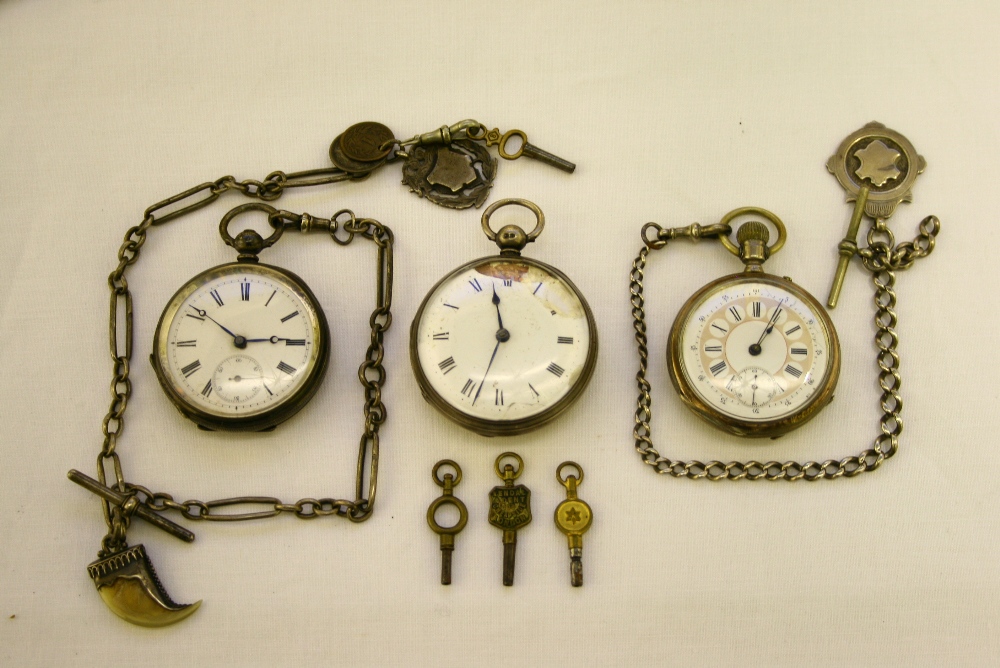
[410, 254, 599, 437]
[151, 261, 330, 432]
[667, 271, 841, 439]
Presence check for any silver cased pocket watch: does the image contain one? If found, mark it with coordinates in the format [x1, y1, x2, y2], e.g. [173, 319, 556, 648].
[665, 209, 841, 438]
[410, 199, 598, 437]
[151, 204, 330, 431]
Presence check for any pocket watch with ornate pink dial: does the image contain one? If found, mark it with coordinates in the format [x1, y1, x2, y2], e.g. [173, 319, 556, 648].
[665, 209, 841, 438]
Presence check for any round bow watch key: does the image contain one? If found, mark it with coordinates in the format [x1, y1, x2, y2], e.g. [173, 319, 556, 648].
[410, 199, 598, 436]
[151, 204, 330, 431]
[664, 210, 840, 438]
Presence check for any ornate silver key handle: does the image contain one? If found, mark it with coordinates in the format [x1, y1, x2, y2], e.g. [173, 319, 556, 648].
[630, 124, 940, 480]
[826, 122, 939, 307]
[68, 181, 394, 626]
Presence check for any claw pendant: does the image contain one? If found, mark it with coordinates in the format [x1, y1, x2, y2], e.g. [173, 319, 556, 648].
[89, 544, 201, 627]
[68, 470, 201, 627]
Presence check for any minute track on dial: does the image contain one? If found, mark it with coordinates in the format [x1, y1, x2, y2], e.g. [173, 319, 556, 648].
[633, 210, 843, 440]
[684, 285, 826, 421]
[669, 274, 838, 436]
[416, 264, 590, 417]
[78, 186, 396, 627]
[633, 131, 938, 476]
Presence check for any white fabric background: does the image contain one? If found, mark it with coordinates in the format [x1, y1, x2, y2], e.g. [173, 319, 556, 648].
[1, 1, 997, 665]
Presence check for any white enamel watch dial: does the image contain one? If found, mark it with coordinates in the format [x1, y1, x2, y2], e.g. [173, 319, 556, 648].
[669, 273, 839, 437]
[152, 262, 329, 431]
[411, 257, 598, 436]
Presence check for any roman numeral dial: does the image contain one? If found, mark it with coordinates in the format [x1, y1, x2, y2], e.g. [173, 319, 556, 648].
[412, 256, 597, 435]
[153, 264, 328, 427]
[676, 277, 837, 427]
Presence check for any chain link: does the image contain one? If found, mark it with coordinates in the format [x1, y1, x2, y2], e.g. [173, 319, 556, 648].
[94, 173, 391, 555]
[630, 216, 940, 481]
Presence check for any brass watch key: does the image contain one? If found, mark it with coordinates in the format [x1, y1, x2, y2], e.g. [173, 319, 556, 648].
[466, 126, 576, 173]
[488, 452, 532, 586]
[554, 462, 592, 587]
[426, 460, 468, 585]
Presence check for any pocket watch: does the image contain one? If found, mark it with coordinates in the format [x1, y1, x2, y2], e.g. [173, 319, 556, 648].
[151, 203, 329, 431]
[70, 140, 403, 627]
[630, 126, 941, 482]
[410, 199, 598, 436]
[652, 208, 840, 439]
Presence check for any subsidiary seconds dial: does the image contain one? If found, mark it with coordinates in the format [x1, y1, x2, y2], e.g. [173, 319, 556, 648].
[664, 212, 841, 439]
[678, 277, 833, 418]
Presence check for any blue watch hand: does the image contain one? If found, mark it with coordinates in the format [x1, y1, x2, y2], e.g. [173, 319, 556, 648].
[492, 285, 504, 330]
[472, 324, 511, 406]
[188, 305, 240, 339]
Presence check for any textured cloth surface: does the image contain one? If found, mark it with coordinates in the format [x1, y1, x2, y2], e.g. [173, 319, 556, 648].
[0, 1, 997, 665]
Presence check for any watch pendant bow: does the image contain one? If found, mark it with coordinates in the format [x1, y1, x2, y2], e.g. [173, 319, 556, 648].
[631, 124, 941, 482]
[70, 195, 394, 629]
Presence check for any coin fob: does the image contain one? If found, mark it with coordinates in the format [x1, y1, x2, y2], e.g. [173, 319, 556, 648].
[339, 121, 394, 162]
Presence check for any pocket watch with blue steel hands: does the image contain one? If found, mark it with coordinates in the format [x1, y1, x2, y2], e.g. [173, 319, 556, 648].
[151, 203, 330, 431]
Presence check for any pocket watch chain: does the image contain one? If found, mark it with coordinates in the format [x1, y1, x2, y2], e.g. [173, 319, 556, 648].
[97, 174, 392, 558]
[630, 215, 939, 482]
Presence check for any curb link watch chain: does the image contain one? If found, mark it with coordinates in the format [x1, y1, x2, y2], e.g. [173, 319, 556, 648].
[630, 214, 938, 481]
[630, 123, 940, 481]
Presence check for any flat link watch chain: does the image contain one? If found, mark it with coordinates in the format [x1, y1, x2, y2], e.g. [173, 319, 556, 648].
[630, 215, 940, 482]
[98, 171, 390, 557]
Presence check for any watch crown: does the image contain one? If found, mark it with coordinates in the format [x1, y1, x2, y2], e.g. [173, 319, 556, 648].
[233, 229, 264, 263]
[737, 221, 770, 269]
[496, 224, 529, 254]
[736, 221, 770, 245]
